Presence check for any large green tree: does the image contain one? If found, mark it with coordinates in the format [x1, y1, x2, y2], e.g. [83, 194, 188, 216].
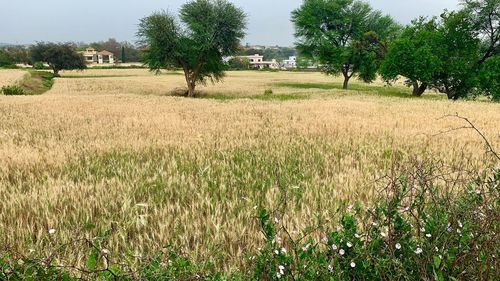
[381, 0, 498, 99]
[30, 43, 86, 75]
[291, 0, 399, 89]
[380, 18, 444, 96]
[137, 0, 246, 97]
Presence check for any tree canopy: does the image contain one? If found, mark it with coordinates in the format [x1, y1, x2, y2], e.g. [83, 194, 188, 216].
[30, 43, 86, 75]
[380, 18, 444, 96]
[137, 0, 247, 97]
[291, 0, 400, 89]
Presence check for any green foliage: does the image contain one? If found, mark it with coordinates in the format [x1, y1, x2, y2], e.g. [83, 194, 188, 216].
[1, 71, 56, 96]
[30, 43, 87, 75]
[33, 61, 48, 69]
[1, 85, 26, 95]
[380, 17, 444, 96]
[291, 0, 400, 89]
[478, 55, 500, 101]
[381, 0, 499, 99]
[137, 0, 247, 97]
[0, 49, 14, 67]
[246, 165, 499, 280]
[227, 57, 250, 70]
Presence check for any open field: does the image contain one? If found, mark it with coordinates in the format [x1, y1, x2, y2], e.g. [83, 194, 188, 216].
[0, 69, 28, 88]
[1, 69, 499, 269]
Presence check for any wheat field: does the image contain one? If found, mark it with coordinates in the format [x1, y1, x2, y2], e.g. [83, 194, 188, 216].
[0, 69, 28, 88]
[0, 69, 499, 269]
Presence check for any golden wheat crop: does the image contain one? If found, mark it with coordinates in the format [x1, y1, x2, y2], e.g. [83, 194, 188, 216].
[0, 69, 28, 88]
[0, 69, 498, 269]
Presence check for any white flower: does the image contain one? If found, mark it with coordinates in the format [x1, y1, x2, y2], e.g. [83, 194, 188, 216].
[48, 229, 56, 235]
[475, 190, 481, 195]
[380, 232, 387, 238]
[415, 247, 423, 255]
[328, 264, 333, 272]
[457, 229, 462, 234]
[281, 247, 287, 254]
[395, 243, 401, 250]
[355, 234, 361, 239]
[339, 249, 345, 256]
[276, 272, 282, 279]
[278, 265, 285, 273]
[331, 244, 338, 250]
[420, 227, 426, 232]
[322, 237, 328, 243]
[458, 221, 463, 228]
[302, 244, 310, 251]
[274, 250, 279, 255]
[350, 262, 356, 268]
[426, 233, 432, 238]
[347, 242, 353, 248]
[347, 205, 353, 212]
[101, 248, 109, 255]
[372, 222, 378, 227]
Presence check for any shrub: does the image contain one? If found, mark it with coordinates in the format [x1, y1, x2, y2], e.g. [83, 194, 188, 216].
[1, 85, 26, 95]
[33, 61, 48, 70]
[248, 162, 499, 280]
[264, 89, 273, 95]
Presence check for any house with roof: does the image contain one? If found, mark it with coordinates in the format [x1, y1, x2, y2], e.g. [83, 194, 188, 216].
[82, 48, 115, 64]
[242, 54, 279, 69]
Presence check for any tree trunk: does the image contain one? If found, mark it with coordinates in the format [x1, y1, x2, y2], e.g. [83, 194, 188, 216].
[412, 81, 427, 96]
[187, 82, 196, 98]
[53, 69, 59, 76]
[342, 73, 350, 90]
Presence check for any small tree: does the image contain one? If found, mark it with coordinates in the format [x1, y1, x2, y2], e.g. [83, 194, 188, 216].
[137, 0, 247, 97]
[121, 46, 126, 63]
[30, 43, 86, 75]
[291, 0, 399, 89]
[227, 57, 250, 70]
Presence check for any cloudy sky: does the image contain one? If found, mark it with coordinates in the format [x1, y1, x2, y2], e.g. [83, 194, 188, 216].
[0, 0, 460, 46]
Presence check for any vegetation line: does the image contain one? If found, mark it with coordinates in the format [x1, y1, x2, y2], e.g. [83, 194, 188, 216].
[1, 70, 56, 95]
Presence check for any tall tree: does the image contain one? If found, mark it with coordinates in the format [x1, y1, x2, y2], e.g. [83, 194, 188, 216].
[380, 18, 444, 96]
[137, 0, 246, 97]
[30, 43, 86, 75]
[291, 0, 399, 89]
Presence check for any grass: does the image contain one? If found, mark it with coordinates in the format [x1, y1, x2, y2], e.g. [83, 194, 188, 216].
[195, 91, 309, 101]
[0, 70, 55, 95]
[0, 68, 499, 272]
[274, 81, 426, 99]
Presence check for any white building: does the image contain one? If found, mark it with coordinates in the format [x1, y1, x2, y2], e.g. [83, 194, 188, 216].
[282, 56, 297, 69]
[242, 54, 280, 69]
[82, 48, 115, 64]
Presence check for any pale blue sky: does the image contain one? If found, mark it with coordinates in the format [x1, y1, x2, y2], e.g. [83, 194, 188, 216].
[0, 0, 460, 46]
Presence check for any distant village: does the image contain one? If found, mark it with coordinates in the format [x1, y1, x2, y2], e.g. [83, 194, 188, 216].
[1, 41, 315, 70]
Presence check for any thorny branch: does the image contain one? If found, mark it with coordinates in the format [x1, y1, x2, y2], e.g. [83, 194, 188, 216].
[435, 113, 500, 161]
